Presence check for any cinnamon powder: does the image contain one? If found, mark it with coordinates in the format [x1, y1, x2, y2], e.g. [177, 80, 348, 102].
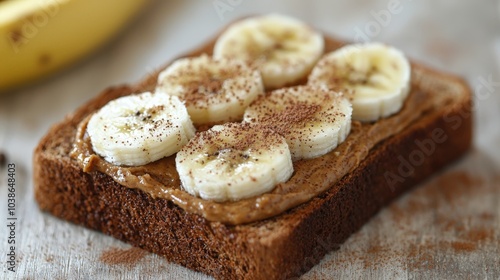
[449, 241, 476, 252]
[304, 169, 499, 278]
[100, 247, 147, 267]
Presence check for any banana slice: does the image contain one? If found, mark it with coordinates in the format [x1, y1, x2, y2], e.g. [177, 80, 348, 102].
[308, 42, 411, 122]
[213, 14, 324, 89]
[156, 54, 264, 125]
[244, 85, 352, 161]
[87, 91, 195, 166]
[176, 122, 293, 202]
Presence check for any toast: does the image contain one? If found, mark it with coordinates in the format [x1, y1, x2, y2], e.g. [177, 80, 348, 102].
[33, 25, 473, 279]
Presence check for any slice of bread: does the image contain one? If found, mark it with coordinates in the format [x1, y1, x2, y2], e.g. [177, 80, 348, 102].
[33, 29, 472, 279]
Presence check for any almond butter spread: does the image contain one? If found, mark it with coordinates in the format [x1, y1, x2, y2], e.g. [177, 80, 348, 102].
[71, 67, 454, 225]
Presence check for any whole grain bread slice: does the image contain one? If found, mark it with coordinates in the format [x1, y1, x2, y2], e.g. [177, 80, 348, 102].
[33, 31, 472, 279]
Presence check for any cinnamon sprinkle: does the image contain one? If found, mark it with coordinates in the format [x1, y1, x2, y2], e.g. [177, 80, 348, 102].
[100, 247, 147, 267]
[263, 102, 320, 125]
[158, 55, 259, 110]
[303, 170, 499, 278]
[183, 78, 224, 104]
[449, 241, 476, 252]
[246, 86, 342, 136]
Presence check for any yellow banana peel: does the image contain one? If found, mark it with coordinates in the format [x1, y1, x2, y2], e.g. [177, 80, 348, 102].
[0, 0, 149, 93]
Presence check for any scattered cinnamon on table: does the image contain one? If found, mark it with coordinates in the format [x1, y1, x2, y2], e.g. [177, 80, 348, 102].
[100, 247, 147, 267]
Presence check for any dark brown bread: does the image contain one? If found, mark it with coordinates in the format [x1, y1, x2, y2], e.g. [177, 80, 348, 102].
[33, 30, 473, 279]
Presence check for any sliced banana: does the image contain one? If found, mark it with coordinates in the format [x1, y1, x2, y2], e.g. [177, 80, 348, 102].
[176, 122, 293, 202]
[244, 85, 352, 161]
[308, 42, 411, 122]
[87, 91, 195, 166]
[213, 14, 324, 89]
[156, 54, 264, 125]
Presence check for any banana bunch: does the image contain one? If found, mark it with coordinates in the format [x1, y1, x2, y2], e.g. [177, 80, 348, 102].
[0, 0, 148, 93]
[86, 14, 411, 202]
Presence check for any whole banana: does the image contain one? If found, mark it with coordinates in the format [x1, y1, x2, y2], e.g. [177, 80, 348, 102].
[0, 0, 148, 93]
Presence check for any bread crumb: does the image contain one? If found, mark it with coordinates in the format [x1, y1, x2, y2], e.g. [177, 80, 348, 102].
[45, 254, 54, 263]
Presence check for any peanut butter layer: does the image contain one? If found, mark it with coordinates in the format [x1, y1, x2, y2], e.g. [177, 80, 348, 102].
[71, 65, 455, 225]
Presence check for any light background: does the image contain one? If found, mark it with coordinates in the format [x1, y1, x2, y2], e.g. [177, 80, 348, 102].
[1, 0, 499, 279]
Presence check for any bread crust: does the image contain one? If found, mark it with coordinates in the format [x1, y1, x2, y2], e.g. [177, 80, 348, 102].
[33, 32, 473, 279]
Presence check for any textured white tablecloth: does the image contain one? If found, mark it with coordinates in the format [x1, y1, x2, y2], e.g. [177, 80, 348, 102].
[1, 0, 499, 279]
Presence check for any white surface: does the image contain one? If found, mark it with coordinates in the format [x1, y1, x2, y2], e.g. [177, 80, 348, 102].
[1, 0, 500, 279]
